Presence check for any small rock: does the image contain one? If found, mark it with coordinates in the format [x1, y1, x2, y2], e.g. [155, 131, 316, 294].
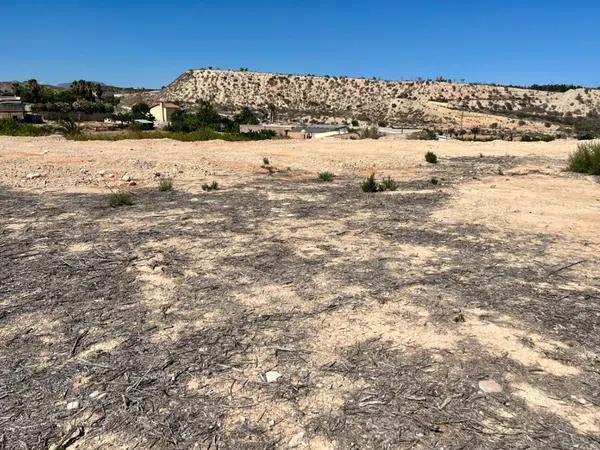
[264, 370, 282, 383]
[122, 174, 132, 182]
[128, 181, 137, 186]
[572, 395, 588, 405]
[154, 172, 161, 177]
[288, 431, 305, 448]
[479, 379, 503, 394]
[89, 391, 106, 400]
[66, 400, 79, 410]
[26, 173, 41, 179]
[97, 170, 106, 176]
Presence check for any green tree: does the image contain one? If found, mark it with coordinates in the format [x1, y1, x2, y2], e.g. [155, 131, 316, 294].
[234, 106, 259, 125]
[26, 80, 43, 103]
[93, 83, 103, 100]
[168, 101, 235, 133]
[11, 82, 21, 96]
[70, 80, 101, 101]
[70, 80, 89, 100]
[131, 102, 154, 121]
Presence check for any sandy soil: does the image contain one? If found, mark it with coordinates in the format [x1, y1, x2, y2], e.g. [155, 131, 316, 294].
[1, 136, 599, 449]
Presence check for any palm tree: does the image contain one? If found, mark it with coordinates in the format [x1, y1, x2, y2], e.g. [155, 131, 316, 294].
[71, 80, 95, 101]
[11, 82, 21, 96]
[267, 103, 277, 123]
[93, 83, 103, 100]
[25, 79, 42, 103]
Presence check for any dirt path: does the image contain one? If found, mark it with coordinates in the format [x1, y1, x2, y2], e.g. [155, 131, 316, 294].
[1, 137, 599, 449]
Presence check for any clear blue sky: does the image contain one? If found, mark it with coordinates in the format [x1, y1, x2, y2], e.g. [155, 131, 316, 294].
[3, 0, 599, 88]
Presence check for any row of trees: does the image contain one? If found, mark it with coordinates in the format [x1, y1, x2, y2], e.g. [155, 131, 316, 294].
[11, 79, 119, 113]
[528, 84, 584, 93]
[167, 101, 261, 133]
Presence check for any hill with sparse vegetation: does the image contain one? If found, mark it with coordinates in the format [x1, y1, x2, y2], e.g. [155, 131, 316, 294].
[154, 69, 600, 135]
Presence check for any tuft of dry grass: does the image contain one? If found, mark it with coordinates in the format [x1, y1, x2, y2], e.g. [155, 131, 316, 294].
[159, 178, 173, 192]
[318, 171, 335, 182]
[380, 176, 398, 191]
[109, 192, 132, 207]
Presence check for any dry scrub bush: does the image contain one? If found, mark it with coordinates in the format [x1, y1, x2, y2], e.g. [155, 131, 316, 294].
[568, 141, 600, 175]
[159, 178, 173, 191]
[109, 192, 132, 207]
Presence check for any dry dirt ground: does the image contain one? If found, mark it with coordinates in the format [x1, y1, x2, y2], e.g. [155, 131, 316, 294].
[1, 136, 599, 449]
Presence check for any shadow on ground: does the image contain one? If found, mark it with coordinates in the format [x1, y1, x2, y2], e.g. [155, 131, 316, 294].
[1, 158, 599, 449]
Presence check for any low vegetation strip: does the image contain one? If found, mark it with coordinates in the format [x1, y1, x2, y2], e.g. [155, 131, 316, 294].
[0, 121, 276, 142]
[70, 128, 275, 142]
[0, 118, 52, 137]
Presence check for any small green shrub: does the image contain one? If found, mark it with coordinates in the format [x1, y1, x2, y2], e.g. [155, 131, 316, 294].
[361, 173, 381, 192]
[380, 176, 398, 191]
[318, 171, 335, 182]
[577, 132, 595, 141]
[57, 118, 82, 138]
[361, 174, 399, 192]
[202, 181, 220, 191]
[109, 192, 132, 207]
[567, 141, 600, 175]
[425, 151, 438, 164]
[158, 178, 173, 191]
[430, 177, 439, 185]
[263, 157, 270, 165]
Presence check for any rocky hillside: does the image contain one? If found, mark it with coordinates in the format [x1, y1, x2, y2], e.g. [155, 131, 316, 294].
[156, 69, 600, 131]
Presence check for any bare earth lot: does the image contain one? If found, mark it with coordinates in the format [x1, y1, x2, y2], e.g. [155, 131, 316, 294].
[1, 136, 599, 449]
